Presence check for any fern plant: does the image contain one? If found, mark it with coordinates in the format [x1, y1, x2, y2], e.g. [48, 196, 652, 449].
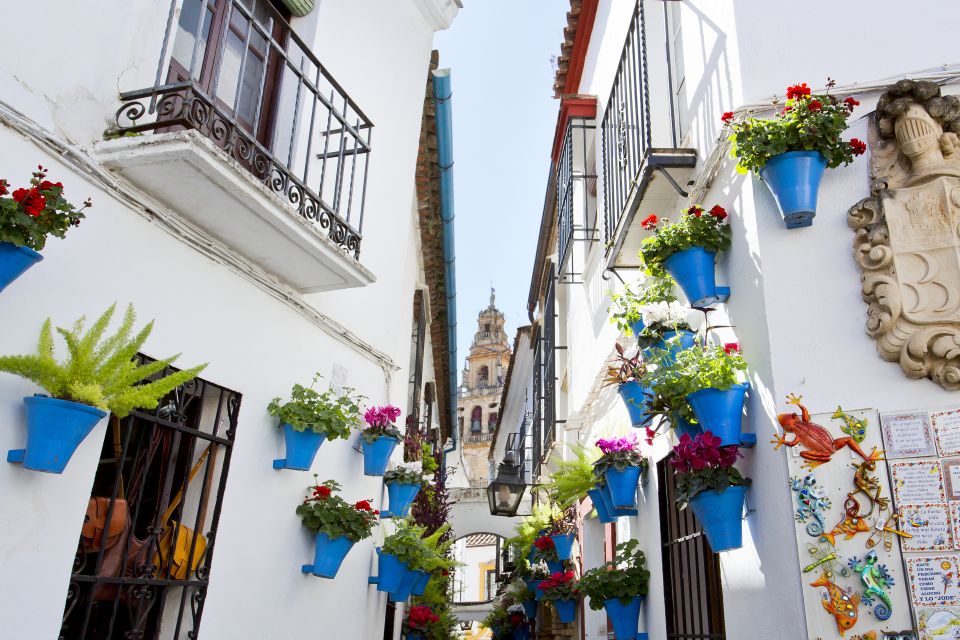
[540, 444, 599, 509]
[0, 303, 206, 417]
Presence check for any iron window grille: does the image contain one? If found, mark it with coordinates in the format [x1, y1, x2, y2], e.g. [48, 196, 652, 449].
[600, 2, 652, 247]
[556, 116, 598, 283]
[60, 362, 241, 640]
[541, 264, 557, 458]
[657, 458, 726, 640]
[531, 327, 542, 481]
[408, 289, 427, 427]
[114, 0, 372, 259]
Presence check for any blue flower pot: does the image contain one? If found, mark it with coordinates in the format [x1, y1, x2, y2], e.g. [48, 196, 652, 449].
[672, 413, 701, 440]
[546, 559, 564, 574]
[0, 242, 42, 293]
[664, 247, 730, 307]
[588, 488, 616, 523]
[760, 150, 828, 229]
[648, 329, 697, 367]
[389, 567, 418, 602]
[686, 383, 753, 447]
[688, 485, 747, 552]
[553, 598, 577, 623]
[6, 396, 107, 473]
[383, 481, 421, 518]
[361, 435, 398, 476]
[303, 532, 354, 578]
[594, 482, 638, 517]
[527, 548, 536, 565]
[411, 569, 430, 596]
[273, 423, 326, 470]
[629, 318, 645, 338]
[406, 632, 425, 640]
[523, 599, 538, 619]
[604, 596, 643, 640]
[604, 465, 642, 509]
[512, 625, 530, 640]
[551, 533, 575, 561]
[526, 578, 544, 600]
[618, 381, 653, 427]
[375, 550, 408, 593]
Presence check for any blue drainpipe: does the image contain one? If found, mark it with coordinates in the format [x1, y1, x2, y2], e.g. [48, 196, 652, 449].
[432, 69, 458, 468]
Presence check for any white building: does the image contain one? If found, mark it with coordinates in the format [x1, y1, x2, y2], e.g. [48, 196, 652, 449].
[0, 1, 461, 639]
[494, 1, 960, 639]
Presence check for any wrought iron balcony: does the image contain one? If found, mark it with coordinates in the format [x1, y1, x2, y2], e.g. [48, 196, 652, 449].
[110, 0, 371, 264]
[556, 116, 598, 282]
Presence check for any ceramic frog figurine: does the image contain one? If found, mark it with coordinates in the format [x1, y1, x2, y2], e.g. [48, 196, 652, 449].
[773, 394, 881, 469]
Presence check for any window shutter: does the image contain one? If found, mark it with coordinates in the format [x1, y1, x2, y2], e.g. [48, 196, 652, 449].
[280, 0, 315, 17]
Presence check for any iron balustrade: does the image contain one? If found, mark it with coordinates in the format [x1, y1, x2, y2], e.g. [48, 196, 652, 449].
[601, 2, 652, 247]
[114, 0, 372, 259]
[556, 116, 598, 277]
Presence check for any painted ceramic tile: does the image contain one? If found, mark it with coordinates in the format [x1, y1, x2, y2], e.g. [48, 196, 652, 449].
[934, 410, 960, 458]
[902, 504, 954, 552]
[893, 460, 946, 505]
[882, 411, 937, 458]
[918, 605, 960, 639]
[908, 555, 960, 606]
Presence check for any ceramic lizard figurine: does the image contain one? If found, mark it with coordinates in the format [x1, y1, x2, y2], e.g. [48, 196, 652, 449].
[849, 551, 894, 621]
[773, 394, 881, 469]
[848, 459, 889, 518]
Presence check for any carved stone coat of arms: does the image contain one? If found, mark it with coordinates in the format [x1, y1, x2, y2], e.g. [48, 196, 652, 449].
[849, 80, 960, 389]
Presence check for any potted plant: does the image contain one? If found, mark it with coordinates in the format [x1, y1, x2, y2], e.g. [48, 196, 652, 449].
[0, 304, 205, 473]
[642, 349, 703, 442]
[295, 478, 378, 577]
[638, 205, 732, 307]
[608, 274, 676, 338]
[506, 603, 530, 640]
[0, 166, 91, 292]
[382, 461, 424, 518]
[268, 374, 363, 470]
[636, 300, 696, 366]
[670, 342, 754, 447]
[723, 82, 865, 228]
[604, 343, 652, 427]
[358, 404, 403, 476]
[516, 563, 550, 601]
[403, 604, 440, 640]
[379, 520, 442, 600]
[593, 433, 647, 510]
[545, 512, 577, 562]
[540, 570, 580, 624]
[532, 535, 564, 575]
[672, 431, 751, 551]
[579, 540, 651, 640]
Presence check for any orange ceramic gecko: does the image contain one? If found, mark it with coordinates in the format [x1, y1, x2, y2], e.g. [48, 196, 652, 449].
[810, 571, 860, 636]
[772, 394, 881, 469]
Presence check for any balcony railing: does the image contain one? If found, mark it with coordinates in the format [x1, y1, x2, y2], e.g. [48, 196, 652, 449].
[556, 116, 598, 278]
[114, 0, 372, 258]
[601, 3, 651, 247]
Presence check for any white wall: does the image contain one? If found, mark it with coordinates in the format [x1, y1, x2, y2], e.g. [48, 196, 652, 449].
[0, 1, 455, 638]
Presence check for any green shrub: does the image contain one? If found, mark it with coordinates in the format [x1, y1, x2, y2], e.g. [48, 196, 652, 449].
[268, 374, 362, 439]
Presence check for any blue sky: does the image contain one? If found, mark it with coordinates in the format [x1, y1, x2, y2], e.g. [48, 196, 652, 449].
[435, 0, 570, 368]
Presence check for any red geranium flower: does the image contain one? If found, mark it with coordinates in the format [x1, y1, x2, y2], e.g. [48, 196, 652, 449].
[687, 205, 703, 217]
[721, 111, 734, 124]
[533, 536, 555, 551]
[709, 205, 727, 220]
[313, 485, 332, 499]
[786, 83, 811, 100]
[807, 100, 822, 112]
[850, 138, 867, 156]
[641, 214, 658, 230]
[39, 180, 63, 192]
[723, 342, 740, 355]
[644, 426, 656, 446]
[844, 96, 860, 112]
[0, 179, 8, 196]
[354, 500, 374, 511]
[780, 106, 793, 115]
[12, 187, 46, 217]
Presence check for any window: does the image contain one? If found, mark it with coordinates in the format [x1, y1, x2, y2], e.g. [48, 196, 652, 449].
[59, 364, 241, 639]
[408, 289, 427, 426]
[477, 365, 489, 388]
[484, 569, 497, 600]
[667, 1, 687, 143]
[657, 458, 726, 639]
[488, 412, 498, 432]
[470, 406, 482, 433]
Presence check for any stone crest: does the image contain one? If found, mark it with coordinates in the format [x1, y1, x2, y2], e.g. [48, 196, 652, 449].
[849, 80, 960, 389]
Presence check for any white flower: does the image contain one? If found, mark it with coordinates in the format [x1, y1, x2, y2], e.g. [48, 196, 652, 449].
[640, 301, 689, 326]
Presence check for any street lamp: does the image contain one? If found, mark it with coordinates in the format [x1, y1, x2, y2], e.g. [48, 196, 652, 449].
[459, 621, 473, 631]
[486, 452, 526, 516]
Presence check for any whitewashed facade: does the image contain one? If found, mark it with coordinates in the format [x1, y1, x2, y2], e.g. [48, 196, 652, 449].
[495, 1, 960, 639]
[0, 1, 459, 639]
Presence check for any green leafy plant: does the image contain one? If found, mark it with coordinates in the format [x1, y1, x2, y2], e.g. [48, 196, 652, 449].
[267, 374, 362, 439]
[638, 205, 731, 279]
[539, 444, 599, 509]
[0, 303, 206, 417]
[608, 276, 677, 334]
[384, 461, 425, 486]
[602, 343, 646, 387]
[578, 540, 651, 609]
[671, 431, 751, 509]
[668, 342, 747, 395]
[0, 165, 91, 251]
[295, 478, 379, 542]
[539, 570, 579, 602]
[382, 519, 453, 573]
[505, 502, 563, 573]
[724, 81, 864, 173]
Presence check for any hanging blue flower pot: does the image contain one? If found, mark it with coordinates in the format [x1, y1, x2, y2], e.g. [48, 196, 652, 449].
[759, 151, 828, 229]
[523, 599, 538, 619]
[629, 318, 645, 338]
[648, 329, 697, 367]
[300, 532, 355, 578]
[0, 242, 42, 294]
[375, 549, 408, 593]
[527, 547, 536, 565]
[550, 533, 575, 561]
[383, 481, 421, 518]
[588, 488, 616, 523]
[411, 569, 430, 596]
[688, 485, 747, 552]
[546, 559, 564, 574]
[389, 567, 418, 602]
[663, 247, 730, 307]
[553, 598, 577, 623]
[604, 596, 643, 640]
[272, 423, 326, 470]
[618, 381, 653, 427]
[672, 413, 701, 440]
[361, 435, 398, 476]
[686, 383, 755, 447]
[406, 633, 425, 640]
[6, 396, 107, 473]
[512, 625, 531, 640]
[604, 465, 642, 509]
[594, 482, 638, 517]
[526, 578, 544, 600]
